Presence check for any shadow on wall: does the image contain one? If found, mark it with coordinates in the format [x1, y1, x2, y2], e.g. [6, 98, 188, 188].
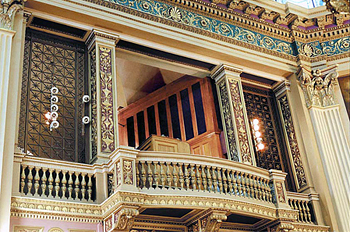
[338, 76, 350, 119]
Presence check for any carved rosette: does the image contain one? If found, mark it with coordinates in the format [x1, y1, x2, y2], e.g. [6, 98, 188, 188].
[297, 66, 339, 108]
[278, 95, 307, 189]
[228, 79, 253, 164]
[218, 80, 239, 161]
[99, 46, 115, 152]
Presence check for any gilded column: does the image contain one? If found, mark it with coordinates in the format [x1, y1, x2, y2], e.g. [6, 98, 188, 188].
[0, 1, 24, 231]
[297, 65, 350, 231]
[86, 30, 119, 164]
[211, 64, 255, 165]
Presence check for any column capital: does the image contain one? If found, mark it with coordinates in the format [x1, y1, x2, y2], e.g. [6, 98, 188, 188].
[86, 29, 120, 50]
[0, 1, 23, 30]
[211, 64, 242, 83]
[297, 64, 339, 108]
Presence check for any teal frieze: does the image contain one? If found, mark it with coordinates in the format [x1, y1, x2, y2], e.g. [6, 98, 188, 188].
[321, 37, 350, 56]
[99, 0, 350, 58]
[107, 0, 297, 56]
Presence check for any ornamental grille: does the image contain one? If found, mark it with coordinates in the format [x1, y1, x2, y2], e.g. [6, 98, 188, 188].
[243, 87, 283, 170]
[18, 29, 86, 162]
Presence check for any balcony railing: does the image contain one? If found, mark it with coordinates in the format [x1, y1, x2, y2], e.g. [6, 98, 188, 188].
[136, 152, 273, 203]
[12, 147, 326, 231]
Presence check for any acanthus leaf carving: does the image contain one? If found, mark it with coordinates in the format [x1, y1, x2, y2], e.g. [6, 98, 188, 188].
[0, 1, 23, 30]
[113, 207, 139, 231]
[297, 65, 339, 108]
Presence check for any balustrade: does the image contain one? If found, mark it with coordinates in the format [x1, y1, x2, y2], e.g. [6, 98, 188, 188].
[135, 153, 273, 203]
[287, 192, 314, 224]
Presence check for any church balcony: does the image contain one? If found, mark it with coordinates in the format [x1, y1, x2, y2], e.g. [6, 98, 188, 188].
[11, 147, 329, 231]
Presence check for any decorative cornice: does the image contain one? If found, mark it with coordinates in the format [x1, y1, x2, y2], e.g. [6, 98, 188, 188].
[86, 29, 120, 50]
[273, 81, 291, 98]
[211, 64, 242, 83]
[297, 64, 339, 108]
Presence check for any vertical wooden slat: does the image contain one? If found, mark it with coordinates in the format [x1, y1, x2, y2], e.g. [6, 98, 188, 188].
[202, 78, 217, 132]
[165, 98, 173, 138]
[134, 114, 139, 147]
[144, 109, 149, 139]
[176, 92, 186, 141]
[188, 85, 198, 137]
[154, 103, 161, 136]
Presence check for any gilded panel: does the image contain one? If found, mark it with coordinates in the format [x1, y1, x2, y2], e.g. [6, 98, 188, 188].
[322, 37, 350, 56]
[278, 95, 307, 189]
[13, 226, 44, 232]
[99, 46, 115, 152]
[90, 47, 98, 160]
[218, 80, 239, 161]
[227, 79, 252, 164]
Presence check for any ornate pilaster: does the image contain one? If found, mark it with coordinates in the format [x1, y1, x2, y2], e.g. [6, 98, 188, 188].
[86, 30, 119, 164]
[0, 1, 24, 231]
[273, 81, 308, 191]
[297, 65, 350, 232]
[188, 210, 227, 232]
[211, 64, 255, 165]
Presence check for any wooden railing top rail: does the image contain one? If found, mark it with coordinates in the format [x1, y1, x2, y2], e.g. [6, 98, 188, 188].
[14, 152, 107, 174]
[286, 191, 311, 201]
[137, 151, 271, 179]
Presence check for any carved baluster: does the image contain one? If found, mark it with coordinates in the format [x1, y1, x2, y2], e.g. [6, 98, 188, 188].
[54, 170, 61, 198]
[190, 164, 197, 190]
[201, 165, 207, 192]
[227, 170, 233, 195]
[241, 172, 246, 197]
[256, 176, 261, 200]
[136, 162, 140, 187]
[232, 171, 237, 195]
[140, 161, 146, 188]
[166, 162, 172, 188]
[48, 169, 54, 197]
[27, 166, 34, 195]
[296, 200, 302, 222]
[20, 165, 27, 193]
[261, 178, 266, 201]
[160, 162, 166, 188]
[154, 162, 159, 188]
[87, 174, 93, 201]
[250, 174, 255, 198]
[172, 163, 179, 189]
[179, 163, 184, 189]
[196, 165, 202, 191]
[74, 173, 80, 200]
[184, 164, 190, 190]
[268, 180, 273, 202]
[236, 171, 242, 196]
[81, 174, 87, 201]
[68, 171, 73, 199]
[301, 201, 307, 222]
[61, 170, 67, 199]
[33, 167, 40, 196]
[212, 167, 217, 193]
[253, 176, 258, 199]
[222, 168, 227, 194]
[305, 201, 311, 223]
[41, 168, 48, 197]
[217, 167, 223, 193]
[246, 174, 251, 198]
[147, 162, 153, 188]
[207, 166, 212, 192]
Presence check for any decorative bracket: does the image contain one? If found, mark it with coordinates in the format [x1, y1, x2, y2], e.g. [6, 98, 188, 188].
[297, 65, 339, 108]
[104, 206, 139, 232]
[188, 210, 227, 232]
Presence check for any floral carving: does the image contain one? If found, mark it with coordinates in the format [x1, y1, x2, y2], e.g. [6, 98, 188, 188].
[296, 42, 322, 58]
[123, 160, 133, 185]
[228, 79, 253, 164]
[218, 80, 239, 161]
[90, 48, 98, 159]
[275, 182, 286, 203]
[189, 211, 227, 232]
[99, 46, 115, 152]
[0, 2, 22, 30]
[297, 66, 338, 108]
[278, 95, 307, 189]
[114, 208, 139, 231]
[116, 161, 122, 187]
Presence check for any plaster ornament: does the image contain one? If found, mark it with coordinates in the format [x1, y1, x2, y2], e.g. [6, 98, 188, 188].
[297, 65, 339, 108]
[0, 1, 23, 30]
[324, 0, 350, 14]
